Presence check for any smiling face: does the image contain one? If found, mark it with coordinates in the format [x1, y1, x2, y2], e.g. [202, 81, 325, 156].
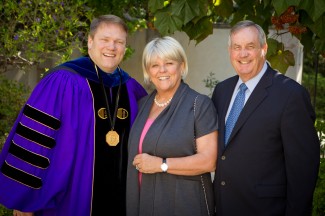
[148, 56, 184, 97]
[229, 26, 267, 82]
[88, 23, 127, 73]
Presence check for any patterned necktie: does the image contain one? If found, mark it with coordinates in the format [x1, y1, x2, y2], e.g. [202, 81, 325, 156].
[225, 83, 248, 145]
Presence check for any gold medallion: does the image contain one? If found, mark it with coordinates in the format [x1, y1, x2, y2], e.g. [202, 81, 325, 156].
[106, 130, 119, 146]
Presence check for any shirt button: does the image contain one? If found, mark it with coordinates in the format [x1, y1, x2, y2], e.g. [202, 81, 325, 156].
[221, 181, 226, 186]
[221, 155, 226, 160]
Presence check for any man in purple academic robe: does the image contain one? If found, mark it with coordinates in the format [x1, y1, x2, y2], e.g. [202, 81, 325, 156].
[0, 14, 147, 216]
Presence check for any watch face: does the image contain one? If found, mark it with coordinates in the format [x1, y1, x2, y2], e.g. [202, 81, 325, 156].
[161, 163, 168, 172]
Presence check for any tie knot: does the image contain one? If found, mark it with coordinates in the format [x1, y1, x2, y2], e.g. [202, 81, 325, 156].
[239, 83, 248, 92]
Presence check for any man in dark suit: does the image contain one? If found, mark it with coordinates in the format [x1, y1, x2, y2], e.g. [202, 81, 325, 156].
[211, 20, 320, 216]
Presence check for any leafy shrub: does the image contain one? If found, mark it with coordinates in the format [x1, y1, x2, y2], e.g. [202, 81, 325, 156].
[0, 0, 93, 74]
[0, 75, 29, 213]
[0, 75, 30, 150]
[0, 205, 12, 216]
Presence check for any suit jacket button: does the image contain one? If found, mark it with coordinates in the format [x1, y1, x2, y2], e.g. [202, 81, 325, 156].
[221, 181, 226, 186]
[221, 155, 226, 160]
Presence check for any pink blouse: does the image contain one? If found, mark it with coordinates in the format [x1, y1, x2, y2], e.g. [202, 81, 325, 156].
[138, 118, 154, 185]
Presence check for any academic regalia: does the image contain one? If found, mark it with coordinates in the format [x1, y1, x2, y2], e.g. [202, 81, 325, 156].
[0, 56, 147, 216]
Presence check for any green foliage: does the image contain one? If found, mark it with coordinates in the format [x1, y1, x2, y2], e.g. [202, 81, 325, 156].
[147, 0, 325, 74]
[266, 38, 295, 73]
[0, 0, 149, 74]
[202, 72, 219, 97]
[0, 75, 30, 151]
[149, 0, 213, 44]
[312, 158, 325, 216]
[302, 54, 325, 120]
[0, 0, 94, 73]
[315, 119, 325, 158]
[86, 0, 148, 34]
[303, 70, 325, 158]
[0, 75, 29, 213]
[302, 53, 325, 215]
[0, 205, 12, 216]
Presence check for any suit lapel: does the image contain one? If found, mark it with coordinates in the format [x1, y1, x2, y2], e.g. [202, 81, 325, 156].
[226, 68, 275, 146]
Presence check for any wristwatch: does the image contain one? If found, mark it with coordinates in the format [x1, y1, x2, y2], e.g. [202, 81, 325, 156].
[161, 158, 168, 172]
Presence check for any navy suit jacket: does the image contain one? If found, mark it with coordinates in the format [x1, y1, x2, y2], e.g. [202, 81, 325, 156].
[211, 65, 320, 216]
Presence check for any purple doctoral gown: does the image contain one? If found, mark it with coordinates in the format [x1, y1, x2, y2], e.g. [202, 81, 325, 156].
[0, 57, 147, 215]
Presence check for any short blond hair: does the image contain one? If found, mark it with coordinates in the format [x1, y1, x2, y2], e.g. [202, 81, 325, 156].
[142, 36, 188, 84]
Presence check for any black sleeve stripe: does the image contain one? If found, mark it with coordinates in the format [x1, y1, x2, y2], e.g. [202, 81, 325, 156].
[9, 141, 50, 169]
[1, 161, 42, 189]
[16, 123, 56, 149]
[23, 104, 61, 130]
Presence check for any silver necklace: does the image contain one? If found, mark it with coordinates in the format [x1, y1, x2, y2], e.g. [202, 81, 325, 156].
[154, 95, 173, 107]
